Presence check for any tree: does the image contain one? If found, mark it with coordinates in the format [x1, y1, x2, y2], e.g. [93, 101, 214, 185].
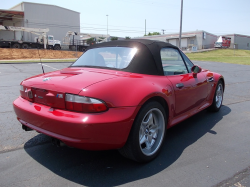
[98, 37, 105, 42]
[144, 32, 161, 36]
[125, 36, 131, 39]
[86, 37, 96, 45]
[111, 37, 118, 41]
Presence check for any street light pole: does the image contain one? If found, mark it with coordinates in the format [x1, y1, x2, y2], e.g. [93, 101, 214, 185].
[106, 15, 109, 41]
[178, 0, 183, 49]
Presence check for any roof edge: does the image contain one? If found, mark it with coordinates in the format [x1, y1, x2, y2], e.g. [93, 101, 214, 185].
[9, 2, 23, 10]
[10, 1, 80, 14]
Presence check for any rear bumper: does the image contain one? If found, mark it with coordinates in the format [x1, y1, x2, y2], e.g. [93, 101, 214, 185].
[13, 97, 137, 150]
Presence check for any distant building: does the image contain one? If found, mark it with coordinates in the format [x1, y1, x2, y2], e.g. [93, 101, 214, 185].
[0, 2, 80, 42]
[224, 34, 250, 50]
[135, 30, 218, 50]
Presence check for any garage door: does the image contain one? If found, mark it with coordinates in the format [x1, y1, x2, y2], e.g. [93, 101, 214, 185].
[169, 39, 177, 46]
[181, 38, 187, 47]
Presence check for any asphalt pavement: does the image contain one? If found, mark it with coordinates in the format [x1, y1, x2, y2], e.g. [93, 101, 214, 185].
[0, 61, 250, 187]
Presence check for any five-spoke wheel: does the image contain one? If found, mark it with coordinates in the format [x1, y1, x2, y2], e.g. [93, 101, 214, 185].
[119, 101, 166, 162]
[208, 80, 224, 112]
[139, 108, 165, 156]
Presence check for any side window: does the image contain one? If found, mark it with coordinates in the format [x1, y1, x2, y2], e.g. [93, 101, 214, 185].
[179, 51, 193, 73]
[160, 48, 188, 75]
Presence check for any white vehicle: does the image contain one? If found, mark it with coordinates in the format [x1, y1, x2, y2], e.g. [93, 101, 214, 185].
[0, 25, 61, 50]
[64, 31, 110, 51]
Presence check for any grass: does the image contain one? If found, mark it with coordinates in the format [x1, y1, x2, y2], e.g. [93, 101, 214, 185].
[1, 49, 250, 65]
[186, 49, 250, 65]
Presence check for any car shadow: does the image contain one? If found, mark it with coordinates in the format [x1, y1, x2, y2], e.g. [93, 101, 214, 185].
[24, 105, 231, 186]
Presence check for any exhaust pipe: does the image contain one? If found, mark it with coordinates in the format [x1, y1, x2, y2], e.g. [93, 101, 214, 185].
[51, 138, 66, 147]
[22, 124, 33, 131]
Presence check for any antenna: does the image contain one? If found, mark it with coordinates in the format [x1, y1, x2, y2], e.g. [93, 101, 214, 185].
[37, 48, 45, 75]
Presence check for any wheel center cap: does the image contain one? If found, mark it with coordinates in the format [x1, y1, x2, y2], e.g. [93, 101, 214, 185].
[145, 128, 149, 134]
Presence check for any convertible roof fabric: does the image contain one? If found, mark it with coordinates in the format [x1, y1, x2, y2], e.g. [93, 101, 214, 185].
[86, 39, 178, 75]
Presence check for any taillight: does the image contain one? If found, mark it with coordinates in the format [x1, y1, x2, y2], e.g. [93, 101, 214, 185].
[20, 85, 24, 91]
[20, 84, 33, 102]
[65, 94, 108, 113]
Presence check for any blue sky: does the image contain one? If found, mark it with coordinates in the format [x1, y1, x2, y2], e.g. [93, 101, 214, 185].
[2, 0, 250, 37]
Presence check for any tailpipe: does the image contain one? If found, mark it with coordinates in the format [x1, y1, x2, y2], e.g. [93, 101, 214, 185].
[51, 138, 66, 147]
[22, 124, 33, 131]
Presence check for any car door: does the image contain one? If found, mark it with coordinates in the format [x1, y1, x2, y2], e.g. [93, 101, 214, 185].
[161, 48, 208, 116]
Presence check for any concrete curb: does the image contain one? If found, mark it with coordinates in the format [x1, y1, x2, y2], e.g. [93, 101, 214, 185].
[0, 61, 74, 64]
[0, 58, 76, 64]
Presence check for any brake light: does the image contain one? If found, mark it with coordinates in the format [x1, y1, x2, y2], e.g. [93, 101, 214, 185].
[65, 94, 108, 113]
[20, 84, 33, 102]
[20, 85, 24, 91]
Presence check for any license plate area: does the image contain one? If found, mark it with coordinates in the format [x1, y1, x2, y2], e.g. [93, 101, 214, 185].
[32, 88, 48, 105]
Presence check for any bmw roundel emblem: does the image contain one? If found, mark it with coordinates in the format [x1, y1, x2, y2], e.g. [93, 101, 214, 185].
[43, 77, 51, 82]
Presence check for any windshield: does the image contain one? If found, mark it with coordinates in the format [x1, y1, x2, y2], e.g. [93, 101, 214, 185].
[71, 47, 137, 69]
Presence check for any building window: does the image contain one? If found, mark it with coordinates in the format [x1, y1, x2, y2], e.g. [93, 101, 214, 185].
[247, 43, 249, 47]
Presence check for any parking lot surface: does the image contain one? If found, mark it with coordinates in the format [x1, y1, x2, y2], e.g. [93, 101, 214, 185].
[0, 61, 250, 187]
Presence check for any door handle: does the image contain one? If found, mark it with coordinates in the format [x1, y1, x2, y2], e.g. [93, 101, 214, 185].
[207, 77, 214, 82]
[176, 83, 184, 88]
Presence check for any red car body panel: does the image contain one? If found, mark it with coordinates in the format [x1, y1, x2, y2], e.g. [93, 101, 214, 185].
[13, 39, 224, 151]
[14, 96, 137, 150]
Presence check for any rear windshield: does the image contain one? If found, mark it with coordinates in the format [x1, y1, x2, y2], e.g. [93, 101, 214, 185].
[71, 47, 137, 69]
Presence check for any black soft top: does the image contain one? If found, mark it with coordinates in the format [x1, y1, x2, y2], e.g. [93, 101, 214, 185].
[86, 39, 178, 76]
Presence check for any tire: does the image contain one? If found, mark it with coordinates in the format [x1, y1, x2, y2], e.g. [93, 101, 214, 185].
[70, 46, 76, 51]
[119, 101, 167, 162]
[208, 80, 224, 112]
[12, 43, 21, 49]
[54, 45, 61, 50]
[80, 47, 86, 52]
[22, 44, 29, 49]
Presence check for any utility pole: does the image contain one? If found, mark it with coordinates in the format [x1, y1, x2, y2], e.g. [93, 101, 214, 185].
[162, 29, 165, 34]
[106, 15, 109, 41]
[145, 19, 146, 36]
[178, 0, 183, 49]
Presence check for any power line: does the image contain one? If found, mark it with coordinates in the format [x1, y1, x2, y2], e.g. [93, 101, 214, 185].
[0, 15, 172, 32]
[1, 15, 249, 36]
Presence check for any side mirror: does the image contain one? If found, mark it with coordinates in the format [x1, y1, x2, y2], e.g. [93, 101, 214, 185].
[191, 65, 202, 78]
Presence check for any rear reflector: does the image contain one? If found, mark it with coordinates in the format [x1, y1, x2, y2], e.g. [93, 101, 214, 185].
[65, 94, 108, 113]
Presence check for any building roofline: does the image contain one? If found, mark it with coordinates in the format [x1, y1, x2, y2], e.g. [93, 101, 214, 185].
[10, 1, 80, 14]
[225, 33, 250, 37]
[9, 2, 23, 10]
[135, 30, 217, 39]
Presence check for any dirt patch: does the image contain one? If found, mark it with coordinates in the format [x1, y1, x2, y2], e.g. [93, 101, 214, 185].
[0, 48, 83, 60]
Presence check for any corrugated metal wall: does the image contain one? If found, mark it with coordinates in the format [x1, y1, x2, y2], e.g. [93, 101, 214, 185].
[201, 31, 217, 49]
[22, 2, 80, 43]
[235, 35, 250, 50]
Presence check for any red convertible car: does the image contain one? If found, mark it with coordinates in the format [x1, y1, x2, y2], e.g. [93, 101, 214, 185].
[13, 39, 224, 162]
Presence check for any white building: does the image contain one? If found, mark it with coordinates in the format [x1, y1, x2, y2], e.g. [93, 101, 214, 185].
[0, 2, 80, 42]
[135, 30, 218, 50]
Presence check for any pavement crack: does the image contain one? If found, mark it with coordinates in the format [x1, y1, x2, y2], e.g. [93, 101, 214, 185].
[214, 166, 250, 187]
[226, 99, 250, 106]
[0, 141, 51, 154]
[226, 81, 250, 86]
[10, 64, 23, 73]
[0, 111, 13, 113]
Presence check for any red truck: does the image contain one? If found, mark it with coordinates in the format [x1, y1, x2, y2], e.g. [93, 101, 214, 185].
[214, 36, 231, 48]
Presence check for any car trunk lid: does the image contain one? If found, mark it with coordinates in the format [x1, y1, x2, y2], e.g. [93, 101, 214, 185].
[21, 68, 117, 109]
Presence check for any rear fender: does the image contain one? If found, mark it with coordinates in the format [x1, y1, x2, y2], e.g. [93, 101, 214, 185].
[78, 75, 175, 122]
